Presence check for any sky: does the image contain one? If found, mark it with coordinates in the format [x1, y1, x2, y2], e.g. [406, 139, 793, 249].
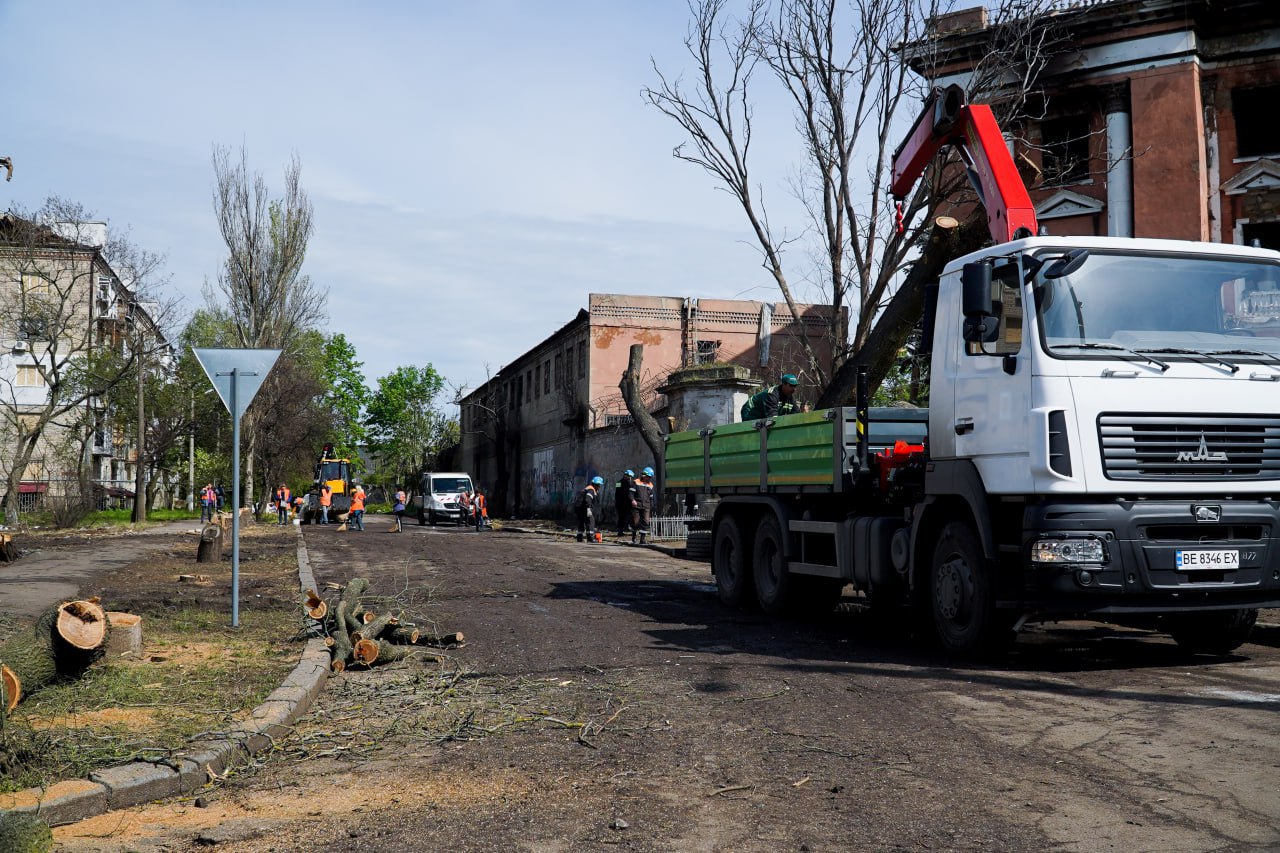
[0, 0, 820, 404]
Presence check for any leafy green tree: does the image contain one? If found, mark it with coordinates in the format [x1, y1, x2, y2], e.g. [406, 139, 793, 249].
[319, 333, 368, 468]
[365, 365, 455, 488]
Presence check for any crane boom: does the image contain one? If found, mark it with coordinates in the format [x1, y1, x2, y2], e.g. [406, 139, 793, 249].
[890, 85, 1037, 244]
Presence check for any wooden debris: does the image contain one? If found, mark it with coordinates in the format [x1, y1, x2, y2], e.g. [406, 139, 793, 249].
[0, 532, 15, 563]
[314, 577, 460, 673]
[0, 599, 111, 713]
[303, 589, 328, 621]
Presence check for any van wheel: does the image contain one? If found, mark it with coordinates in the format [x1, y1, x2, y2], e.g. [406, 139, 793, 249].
[1168, 609, 1257, 655]
[753, 515, 791, 615]
[930, 521, 1008, 654]
[713, 516, 752, 607]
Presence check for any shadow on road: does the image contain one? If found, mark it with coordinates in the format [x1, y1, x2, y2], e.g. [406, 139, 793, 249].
[549, 577, 1279, 710]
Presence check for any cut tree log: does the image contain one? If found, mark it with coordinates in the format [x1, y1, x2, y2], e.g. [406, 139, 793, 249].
[38, 599, 111, 676]
[352, 612, 394, 643]
[415, 631, 465, 648]
[353, 638, 438, 666]
[384, 626, 420, 645]
[0, 532, 15, 563]
[2, 665, 19, 713]
[330, 601, 354, 672]
[196, 523, 223, 563]
[303, 589, 328, 621]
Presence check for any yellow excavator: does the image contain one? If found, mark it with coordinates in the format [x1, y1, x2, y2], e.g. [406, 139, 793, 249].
[302, 444, 352, 524]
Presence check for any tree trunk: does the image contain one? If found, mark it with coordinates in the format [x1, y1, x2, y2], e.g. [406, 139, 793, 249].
[330, 601, 353, 671]
[0, 599, 110, 712]
[815, 215, 989, 410]
[415, 631, 465, 648]
[196, 524, 224, 563]
[619, 344, 666, 500]
[352, 612, 395, 643]
[354, 638, 436, 666]
[385, 626, 420, 645]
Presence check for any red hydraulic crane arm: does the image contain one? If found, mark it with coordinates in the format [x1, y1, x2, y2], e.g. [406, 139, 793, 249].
[890, 85, 1037, 244]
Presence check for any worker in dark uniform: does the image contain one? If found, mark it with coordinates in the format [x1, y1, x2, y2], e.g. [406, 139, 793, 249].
[631, 467, 655, 545]
[740, 373, 803, 420]
[615, 469, 635, 537]
[576, 476, 603, 543]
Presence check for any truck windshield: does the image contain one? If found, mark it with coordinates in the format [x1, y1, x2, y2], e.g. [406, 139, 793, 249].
[430, 477, 470, 493]
[319, 462, 345, 481]
[1035, 251, 1280, 361]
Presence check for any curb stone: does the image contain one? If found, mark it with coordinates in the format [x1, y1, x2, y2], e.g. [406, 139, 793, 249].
[0, 525, 330, 827]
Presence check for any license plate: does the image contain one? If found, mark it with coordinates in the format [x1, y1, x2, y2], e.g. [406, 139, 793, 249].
[1176, 549, 1240, 569]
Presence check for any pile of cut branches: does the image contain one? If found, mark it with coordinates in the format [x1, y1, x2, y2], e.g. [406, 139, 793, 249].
[303, 578, 464, 673]
[0, 598, 110, 715]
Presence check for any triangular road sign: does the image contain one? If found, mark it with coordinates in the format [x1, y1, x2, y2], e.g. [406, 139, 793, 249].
[192, 348, 282, 420]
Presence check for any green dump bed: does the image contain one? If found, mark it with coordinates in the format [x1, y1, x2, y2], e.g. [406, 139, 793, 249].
[665, 407, 928, 495]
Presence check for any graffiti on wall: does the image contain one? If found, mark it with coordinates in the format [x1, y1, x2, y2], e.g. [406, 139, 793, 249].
[529, 448, 576, 508]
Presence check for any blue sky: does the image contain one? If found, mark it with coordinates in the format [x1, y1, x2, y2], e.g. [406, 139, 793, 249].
[0, 1, 814, 400]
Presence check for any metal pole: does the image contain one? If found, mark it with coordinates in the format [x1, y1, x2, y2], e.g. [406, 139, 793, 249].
[187, 392, 195, 512]
[230, 368, 240, 628]
[132, 338, 147, 523]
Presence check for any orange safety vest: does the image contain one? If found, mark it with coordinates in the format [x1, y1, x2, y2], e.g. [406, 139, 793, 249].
[277, 487, 291, 505]
[319, 486, 332, 507]
[350, 491, 365, 511]
[475, 494, 487, 517]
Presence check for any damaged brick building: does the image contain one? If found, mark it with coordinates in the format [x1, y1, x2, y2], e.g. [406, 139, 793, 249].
[457, 294, 843, 519]
[915, 0, 1280, 247]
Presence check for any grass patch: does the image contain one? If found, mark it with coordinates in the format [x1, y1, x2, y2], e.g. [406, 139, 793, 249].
[0, 605, 298, 792]
[80, 508, 201, 527]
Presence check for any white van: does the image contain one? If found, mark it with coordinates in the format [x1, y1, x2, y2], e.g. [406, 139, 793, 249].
[416, 472, 474, 525]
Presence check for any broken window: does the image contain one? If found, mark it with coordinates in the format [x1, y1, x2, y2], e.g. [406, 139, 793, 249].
[695, 339, 721, 364]
[1040, 115, 1091, 185]
[1233, 85, 1280, 158]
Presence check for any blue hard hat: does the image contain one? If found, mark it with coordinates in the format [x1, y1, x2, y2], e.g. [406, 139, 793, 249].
[642, 466, 655, 477]
[781, 373, 799, 386]
[624, 469, 635, 477]
[591, 476, 604, 486]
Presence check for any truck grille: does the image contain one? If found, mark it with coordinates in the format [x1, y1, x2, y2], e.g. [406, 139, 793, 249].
[1098, 413, 1280, 480]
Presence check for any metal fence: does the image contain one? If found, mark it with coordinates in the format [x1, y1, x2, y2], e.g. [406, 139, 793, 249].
[649, 514, 698, 541]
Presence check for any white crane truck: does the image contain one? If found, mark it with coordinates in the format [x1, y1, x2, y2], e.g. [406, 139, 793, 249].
[665, 86, 1280, 654]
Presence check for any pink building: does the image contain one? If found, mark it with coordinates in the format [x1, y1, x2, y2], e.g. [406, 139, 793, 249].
[458, 293, 842, 518]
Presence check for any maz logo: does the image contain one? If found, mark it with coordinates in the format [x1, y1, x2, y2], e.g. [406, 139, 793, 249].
[1176, 433, 1227, 463]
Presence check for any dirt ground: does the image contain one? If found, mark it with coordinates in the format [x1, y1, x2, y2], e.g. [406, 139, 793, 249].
[53, 519, 1280, 852]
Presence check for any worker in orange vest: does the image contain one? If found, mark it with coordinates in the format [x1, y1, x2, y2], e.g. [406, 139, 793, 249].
[200, 483, 215, 523]
[319, 484, 333, 524]
[457, 489, 472, 527]
[473, 490, 488, 532]
[348, 484, 366, 531]
[275, 483, 292, 526]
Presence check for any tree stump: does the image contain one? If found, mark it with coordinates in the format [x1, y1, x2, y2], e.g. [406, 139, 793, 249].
[196, 524, 223, 563]
[105, 612, 143, 658]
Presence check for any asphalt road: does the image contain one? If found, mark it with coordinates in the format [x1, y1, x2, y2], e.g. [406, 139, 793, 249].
[57, 520, 1280, 851]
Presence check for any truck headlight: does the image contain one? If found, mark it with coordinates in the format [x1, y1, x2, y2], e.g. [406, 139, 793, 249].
[1031, 537, 1106, 565]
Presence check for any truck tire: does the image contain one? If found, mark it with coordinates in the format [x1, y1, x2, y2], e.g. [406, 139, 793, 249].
[1168, 609, 1257, 655]
[929, 521, 1008, 654]
[685, 530, 712, 561]
[713, 516, 753, 607]
[753, 515, 792, 615]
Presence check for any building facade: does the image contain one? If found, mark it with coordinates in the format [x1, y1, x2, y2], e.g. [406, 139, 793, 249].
[458, 293, 843, 519]
[916, 0, 1280, 247]
[0, 215, 169, 515]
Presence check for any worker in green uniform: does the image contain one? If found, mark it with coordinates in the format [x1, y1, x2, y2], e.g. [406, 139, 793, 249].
[740, 373, 803, 420]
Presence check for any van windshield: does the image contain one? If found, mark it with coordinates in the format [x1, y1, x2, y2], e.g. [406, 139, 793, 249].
[429, 477, 470, 493]
[1036, 251, 1280, 362]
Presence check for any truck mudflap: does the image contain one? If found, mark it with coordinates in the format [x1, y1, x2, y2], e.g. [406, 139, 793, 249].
[1011, 498, 1280, 613]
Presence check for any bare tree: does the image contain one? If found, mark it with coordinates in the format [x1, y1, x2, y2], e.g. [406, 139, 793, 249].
[619, 344, 665, 496]
[0, 199, 172, 524]
[647, 0, 1073, 407]
[207, 145, 325, 506]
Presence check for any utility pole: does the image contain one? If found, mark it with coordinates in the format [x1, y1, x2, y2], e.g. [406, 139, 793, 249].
[131, 310, 146, 523]
[187, 390, 195, 512]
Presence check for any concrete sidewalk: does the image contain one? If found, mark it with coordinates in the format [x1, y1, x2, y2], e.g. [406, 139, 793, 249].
[0, 520, 199, 621]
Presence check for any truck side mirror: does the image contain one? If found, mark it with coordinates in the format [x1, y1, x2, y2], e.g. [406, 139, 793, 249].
[961, 262, 999, 345]
[962, 261, 993, 318]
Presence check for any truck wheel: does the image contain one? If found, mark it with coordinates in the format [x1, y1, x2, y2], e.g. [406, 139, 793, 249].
[753, 515, 792, 615]
[929, 521, 1006, 654]
[1168, 609, 1257, 655]
[713, 516, 753, 607]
